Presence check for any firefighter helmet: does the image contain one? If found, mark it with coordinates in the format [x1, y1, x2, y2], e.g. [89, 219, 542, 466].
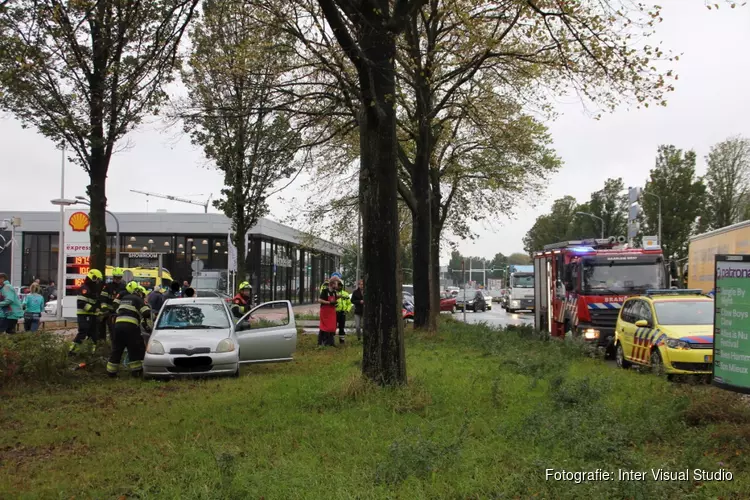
[126, 281, 139, 294]
[137, 286, 147, 296]
[239, 281, 252, 291]
[87, 269, 103, 281]
[111, 267, 124, 277]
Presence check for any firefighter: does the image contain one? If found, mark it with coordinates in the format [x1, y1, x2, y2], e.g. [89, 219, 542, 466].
[107, 281, 153, 377]
[99, 267, 126, 342]
[231, 282, 254, 319]
[70, 269, 103, 354]
[333, 276, 352, 344]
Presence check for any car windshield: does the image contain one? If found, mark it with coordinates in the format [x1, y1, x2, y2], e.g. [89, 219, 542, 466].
[155, 303, 230, 330]
[583, 261, 662, 293]
[403, 285, 414, 295]
[654, 300, 713, 325]
[457, 291, 476, 300]
[511, 275, 534, 288]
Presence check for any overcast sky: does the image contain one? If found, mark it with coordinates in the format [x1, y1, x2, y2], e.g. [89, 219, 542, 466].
[2, 1, 749, 264]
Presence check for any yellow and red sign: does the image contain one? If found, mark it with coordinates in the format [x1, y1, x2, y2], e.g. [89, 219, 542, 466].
[68, 211, 90, 232]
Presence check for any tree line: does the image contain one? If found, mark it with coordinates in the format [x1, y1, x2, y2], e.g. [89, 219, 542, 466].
[3, 0, 715, 385]
[523, 137, 750, 267]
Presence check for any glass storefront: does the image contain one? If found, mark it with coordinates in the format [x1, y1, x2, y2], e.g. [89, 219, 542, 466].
[21, 231, 339, 302]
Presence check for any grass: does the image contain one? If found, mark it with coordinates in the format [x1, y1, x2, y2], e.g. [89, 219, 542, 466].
[1, 320, 750, 499]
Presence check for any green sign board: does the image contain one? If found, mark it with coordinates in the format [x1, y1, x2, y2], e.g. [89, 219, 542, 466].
[713, 255, 750, 393]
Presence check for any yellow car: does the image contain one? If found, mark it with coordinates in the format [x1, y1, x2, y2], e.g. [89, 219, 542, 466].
[614, 290, 714, 376]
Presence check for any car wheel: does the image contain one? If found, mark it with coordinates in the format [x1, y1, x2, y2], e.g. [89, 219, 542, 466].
[451, 305, 456, 314]
[615, 343, 631, 369]
[650, 349, 665, 376]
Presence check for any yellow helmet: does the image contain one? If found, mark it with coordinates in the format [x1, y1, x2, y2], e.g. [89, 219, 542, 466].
[111, 267, 124, 277]
[126, 281, 139, 294]
[137, 286, 147, 296]
[239, 281, 252, 291]
[87, 269, 103, 281]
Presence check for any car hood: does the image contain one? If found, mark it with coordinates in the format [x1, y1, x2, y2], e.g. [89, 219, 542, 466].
[659, 324, 713, 343]
[151, 328, 232, 350]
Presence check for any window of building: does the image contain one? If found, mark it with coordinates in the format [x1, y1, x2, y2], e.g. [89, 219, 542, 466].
[22, 233, 58, 285]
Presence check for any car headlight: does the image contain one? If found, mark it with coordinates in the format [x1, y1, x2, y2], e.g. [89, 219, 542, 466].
[146, 339, 165, 355]
[583, 328, 600, 340]
[468, 300, 474, 304]
[666, 339, 691, 350]
[511, 300, 520, 306]
[216, 338, 236, 353]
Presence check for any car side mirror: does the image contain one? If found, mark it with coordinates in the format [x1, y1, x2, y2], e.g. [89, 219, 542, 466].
[635, 319, 649, 328]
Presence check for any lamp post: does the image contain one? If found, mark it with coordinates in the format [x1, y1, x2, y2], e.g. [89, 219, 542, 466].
[575, 211, 605, 239]
[642, 191, 662, 247]
[50, 197, 78, 319]
[75, 196, 120, 265]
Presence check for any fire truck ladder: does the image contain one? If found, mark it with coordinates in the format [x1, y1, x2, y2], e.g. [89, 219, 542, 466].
[130, 190, 212, 213]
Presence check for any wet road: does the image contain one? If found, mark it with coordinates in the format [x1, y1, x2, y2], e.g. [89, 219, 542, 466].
[451, 304, 534, 328]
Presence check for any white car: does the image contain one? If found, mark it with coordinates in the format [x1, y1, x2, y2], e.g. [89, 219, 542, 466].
[481, 291, 493, 310]
[143, 297, 298, 379]
[44, 300, 58, 316]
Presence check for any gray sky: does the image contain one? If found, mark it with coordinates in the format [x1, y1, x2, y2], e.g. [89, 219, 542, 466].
[1, 1, 748, 264]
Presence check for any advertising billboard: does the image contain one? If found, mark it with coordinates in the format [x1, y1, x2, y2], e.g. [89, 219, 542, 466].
[713, 254, 750, 393]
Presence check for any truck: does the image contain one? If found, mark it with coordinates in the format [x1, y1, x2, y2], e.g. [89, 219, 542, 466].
[688, 220, 750, 293]
[533, 238, 669, 354]
[504, 265, 534, 312]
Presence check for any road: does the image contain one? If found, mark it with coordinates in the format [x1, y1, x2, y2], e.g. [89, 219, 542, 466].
[451, 304, 534, 328]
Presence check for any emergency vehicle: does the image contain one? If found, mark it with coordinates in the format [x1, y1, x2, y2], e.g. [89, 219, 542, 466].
[533, 238, 669, 353]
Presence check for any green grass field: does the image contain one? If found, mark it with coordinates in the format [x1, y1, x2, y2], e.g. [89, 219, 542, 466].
[1, 320, 749, 499]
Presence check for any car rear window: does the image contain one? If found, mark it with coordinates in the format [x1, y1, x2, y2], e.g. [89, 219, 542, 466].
[653, 300, 713, 325]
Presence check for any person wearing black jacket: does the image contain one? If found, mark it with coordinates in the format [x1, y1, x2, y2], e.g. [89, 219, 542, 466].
[351, 279, 364, 341]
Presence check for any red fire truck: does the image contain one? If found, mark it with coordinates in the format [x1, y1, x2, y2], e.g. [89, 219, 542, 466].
[533, 238, 669, 354]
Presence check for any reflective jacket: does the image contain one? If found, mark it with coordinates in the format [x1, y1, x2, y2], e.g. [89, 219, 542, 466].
[76, 279, 100, 316]
[0, 282, 23, 320]
[336, 289, 352, 313]
[231, 293, 253, 319]
[115, 293, 153, 331]
[100, 280, 126, 313]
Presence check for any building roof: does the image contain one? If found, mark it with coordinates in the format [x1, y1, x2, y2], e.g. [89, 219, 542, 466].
[0, 211, 342, 255]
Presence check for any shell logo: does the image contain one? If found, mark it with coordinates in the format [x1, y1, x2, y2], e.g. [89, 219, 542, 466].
[68, 211, 90, 232]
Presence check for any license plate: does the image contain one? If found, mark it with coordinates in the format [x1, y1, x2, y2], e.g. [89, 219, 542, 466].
[705, 355, 713, 363]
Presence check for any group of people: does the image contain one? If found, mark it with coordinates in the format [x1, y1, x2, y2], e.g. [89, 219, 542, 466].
[318, 273, 364, 346]
[0, 273, 48, 333]
[65, 267, 185, 377]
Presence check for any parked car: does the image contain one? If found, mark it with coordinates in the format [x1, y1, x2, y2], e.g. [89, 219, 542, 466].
[44, 299, 58, 316]
[439, 293, 457, 313]
[402, 299, 414, 323]
[446, 286, 459, 297]
[143, 298, 297, 379]
[455, 290, 487, 312]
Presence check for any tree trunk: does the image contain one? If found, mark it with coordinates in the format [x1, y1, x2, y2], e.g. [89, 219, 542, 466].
[429, 171, 442, 327]
[234, 228, 247, 284]
[87, 167, 108, 272]
[359, 27, 406, 386]
[410, 97, 432, 328]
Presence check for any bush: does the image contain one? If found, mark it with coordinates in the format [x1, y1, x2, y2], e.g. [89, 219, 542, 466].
[0, 332, 71, 384]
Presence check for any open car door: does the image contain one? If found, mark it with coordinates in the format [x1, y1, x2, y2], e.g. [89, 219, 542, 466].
[235, 300, 297, 363]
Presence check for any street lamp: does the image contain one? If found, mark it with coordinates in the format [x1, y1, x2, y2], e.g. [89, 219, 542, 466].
[50, 197, 78, 319]
[575, 211, 605, 239]
[642, 191, 662, 248]
[75, 196, 121, 265]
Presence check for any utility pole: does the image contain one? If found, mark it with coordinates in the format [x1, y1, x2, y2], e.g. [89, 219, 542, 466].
[462, 260, 466, 323]
[483, 260, 486, 288]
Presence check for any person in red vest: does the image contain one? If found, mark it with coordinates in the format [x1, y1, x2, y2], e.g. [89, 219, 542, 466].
[318, 275, 339, 347]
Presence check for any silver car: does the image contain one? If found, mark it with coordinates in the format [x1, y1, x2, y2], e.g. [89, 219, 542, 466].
[143, 297, 297, 379]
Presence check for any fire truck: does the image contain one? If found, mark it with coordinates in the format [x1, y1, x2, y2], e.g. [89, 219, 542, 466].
[533, 238, 669, 354]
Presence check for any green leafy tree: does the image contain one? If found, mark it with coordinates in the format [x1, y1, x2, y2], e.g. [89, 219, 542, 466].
[587, 178, 628, 239]
[0, 0, 199, 270]
[701, 136, 750, 230]
[642, 145, 706, 263]
[508, 253, 531, 266]
[523, 196, 579, 255]
[182, 0, 301, 282]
